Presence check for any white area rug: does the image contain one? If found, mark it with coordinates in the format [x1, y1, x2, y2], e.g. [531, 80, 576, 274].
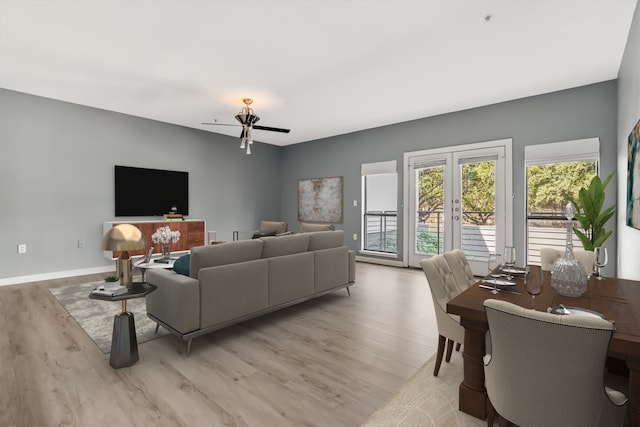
[362, 352, 486, 427]
[50, 281, 170, 353]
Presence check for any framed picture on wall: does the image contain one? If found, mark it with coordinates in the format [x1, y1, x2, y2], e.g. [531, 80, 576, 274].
[298, 176, 344, 223]
[627, 118, 640, 229]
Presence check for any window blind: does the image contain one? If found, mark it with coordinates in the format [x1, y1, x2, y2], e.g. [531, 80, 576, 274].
[361, 160, 397, 175]
[525, 138, 599, 167]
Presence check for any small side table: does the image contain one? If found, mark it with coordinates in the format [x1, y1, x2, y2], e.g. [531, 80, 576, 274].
[89, 282, 157, 369]
[135, 258, 175, 282]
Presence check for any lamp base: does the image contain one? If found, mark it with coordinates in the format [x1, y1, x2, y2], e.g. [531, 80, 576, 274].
[117, 251, 133, 288]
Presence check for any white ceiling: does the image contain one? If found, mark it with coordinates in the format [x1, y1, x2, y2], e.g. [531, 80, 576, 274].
[0, 1, 637, 146]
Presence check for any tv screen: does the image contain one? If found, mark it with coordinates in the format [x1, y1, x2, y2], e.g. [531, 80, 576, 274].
[114, 165, 189, 216]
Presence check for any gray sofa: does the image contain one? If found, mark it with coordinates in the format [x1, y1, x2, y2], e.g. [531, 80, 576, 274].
[145, 230, 355, 354]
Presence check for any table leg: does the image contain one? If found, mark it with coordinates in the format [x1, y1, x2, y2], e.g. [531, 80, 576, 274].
[109, 311, 139, 369]
[627, 356, 640, 427]
[458, 317, 489, 420]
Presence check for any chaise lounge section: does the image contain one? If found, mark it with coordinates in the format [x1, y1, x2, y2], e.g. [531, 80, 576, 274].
[145, 230, 355, 354]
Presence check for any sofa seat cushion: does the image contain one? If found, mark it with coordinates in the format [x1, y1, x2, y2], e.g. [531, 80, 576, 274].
[260, 233, 310, 258]
[190, 239, 263, 279]
[308, 230, 345, 251]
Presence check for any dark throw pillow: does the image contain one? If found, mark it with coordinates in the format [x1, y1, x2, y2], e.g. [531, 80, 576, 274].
[252, 230, 277, 239]
[173, 254, 190, 276]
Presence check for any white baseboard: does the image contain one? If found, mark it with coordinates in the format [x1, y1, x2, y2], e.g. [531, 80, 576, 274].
[355, 255, 406, 268]
[0, 265, 115, 287]
[2, 257, 407, 286]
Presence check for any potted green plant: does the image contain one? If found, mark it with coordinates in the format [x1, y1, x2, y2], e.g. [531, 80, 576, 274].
[568, 172, 615, 251]
[104, 275, 120, 289]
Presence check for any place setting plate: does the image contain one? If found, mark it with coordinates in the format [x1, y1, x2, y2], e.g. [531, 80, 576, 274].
[501, 267, 527, 275]
[482, 278, 516, 286]
[547, 305, 606, 319]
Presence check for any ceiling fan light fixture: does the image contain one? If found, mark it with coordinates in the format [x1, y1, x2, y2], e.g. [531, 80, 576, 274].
[203, 98, 289, 154]
[240, 126, 247, 149]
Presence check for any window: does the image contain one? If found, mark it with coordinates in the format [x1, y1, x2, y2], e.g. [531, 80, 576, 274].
[525, 138, 599, 265]
[362, 161, 397, 255]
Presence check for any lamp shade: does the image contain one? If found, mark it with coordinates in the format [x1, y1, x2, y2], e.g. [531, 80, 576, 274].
[101, 224, 147, 251]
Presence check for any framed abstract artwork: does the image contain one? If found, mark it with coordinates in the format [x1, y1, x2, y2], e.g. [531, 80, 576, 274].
[627, 119, 640, 230]
[298, 176, 344, 223]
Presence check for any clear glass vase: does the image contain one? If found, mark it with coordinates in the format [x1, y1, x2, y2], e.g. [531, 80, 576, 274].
[551, 203, 588, 297]
[161, 243, 171, 260]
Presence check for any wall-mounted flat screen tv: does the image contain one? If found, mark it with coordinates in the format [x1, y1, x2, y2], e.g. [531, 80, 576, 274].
[115, 165, 189, 216]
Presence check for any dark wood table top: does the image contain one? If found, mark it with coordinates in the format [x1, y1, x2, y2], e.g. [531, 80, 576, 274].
[447, 266, 640, 358]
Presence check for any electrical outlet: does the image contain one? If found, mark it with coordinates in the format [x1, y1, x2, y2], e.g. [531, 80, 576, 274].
[353, 233, 358, 241]
[78, 240, 85, 248]
[17, 244, 27, 254]
[353, 199, 358, 207]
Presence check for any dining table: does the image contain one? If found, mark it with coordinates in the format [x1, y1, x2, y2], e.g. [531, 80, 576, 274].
[447, 265, 640, 426]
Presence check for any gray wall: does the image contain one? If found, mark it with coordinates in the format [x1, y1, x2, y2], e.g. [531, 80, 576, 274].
[0, 89, 282, 281]
[0, 79, 623, 282]
[617, 2, 640, 280]
[280, 81, 619, 274]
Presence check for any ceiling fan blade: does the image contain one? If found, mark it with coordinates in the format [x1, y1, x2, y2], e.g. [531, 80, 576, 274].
[201, 122, 239, 127]
[253, 125, 291, 134]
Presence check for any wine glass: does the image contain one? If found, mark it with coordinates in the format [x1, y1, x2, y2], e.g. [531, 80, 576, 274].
[525, 266, 543, 309]
[594, 247, 608, 280]
[503, 246, 516, 280]
[487, 253, 500, 294]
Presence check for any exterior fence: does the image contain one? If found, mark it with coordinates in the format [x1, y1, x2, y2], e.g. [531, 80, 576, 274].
[364, 210, 583, 264]
[364, 211, 397, 253]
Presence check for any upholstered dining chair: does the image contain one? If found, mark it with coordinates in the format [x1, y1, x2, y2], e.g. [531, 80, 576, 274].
[483, 299, 627, 427]
[540, 247, 596, 273]
[443, 249, 477, 290]
[420, 256, 465, 376]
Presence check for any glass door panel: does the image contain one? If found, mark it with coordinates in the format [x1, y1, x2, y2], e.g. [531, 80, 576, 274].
[406, 142, 510, 275]
[454, 157, 498, 274]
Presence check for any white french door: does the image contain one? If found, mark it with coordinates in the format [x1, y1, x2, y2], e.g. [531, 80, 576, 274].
[404, 140, 512, 275]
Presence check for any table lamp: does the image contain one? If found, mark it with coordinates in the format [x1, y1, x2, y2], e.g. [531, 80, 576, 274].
[101, 224, 147, 288]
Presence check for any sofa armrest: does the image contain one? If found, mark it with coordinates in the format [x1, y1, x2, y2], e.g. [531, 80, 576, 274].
[314, 246, 349, 292]
[145, 268, 200, 334]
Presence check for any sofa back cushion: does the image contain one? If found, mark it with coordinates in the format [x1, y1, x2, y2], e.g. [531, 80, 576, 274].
[300, 222, 335, 232]
[199, 259, 269, 329]
[189, 239, 263, 279]
[308, 230, 345, 251]
[260, 233, 310, 258]
[260, 221, 288, 235]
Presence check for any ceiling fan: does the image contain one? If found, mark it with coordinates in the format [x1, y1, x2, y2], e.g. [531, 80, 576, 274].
[201, 98, 290, 154]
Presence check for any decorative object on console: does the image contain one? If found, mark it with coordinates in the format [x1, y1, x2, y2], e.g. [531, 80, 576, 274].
[101, 224, 147, 288]
[298, 176, 343, 223]
[627, 119, 640, 230]
[569, 172, 615, 251]
[163, 212, 184, 222]
[551, 203, 588, 297]
[151, 226, 180, 260]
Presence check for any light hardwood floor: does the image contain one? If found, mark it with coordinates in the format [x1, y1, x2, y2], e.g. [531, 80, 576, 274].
[0, 262, 439, 427]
